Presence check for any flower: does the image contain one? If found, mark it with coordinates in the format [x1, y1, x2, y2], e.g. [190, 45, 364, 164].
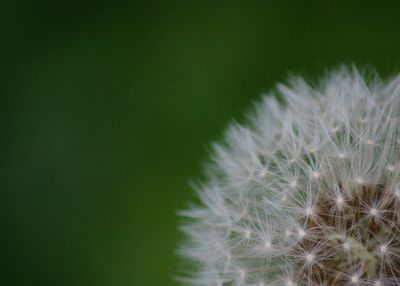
[178, 67, 400, 286]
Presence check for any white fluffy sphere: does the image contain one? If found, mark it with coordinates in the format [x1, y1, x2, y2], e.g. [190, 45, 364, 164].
[179, 68, 400, 286]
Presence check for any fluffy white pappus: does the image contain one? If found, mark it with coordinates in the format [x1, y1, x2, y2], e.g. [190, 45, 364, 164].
[178, 67, 400, 286]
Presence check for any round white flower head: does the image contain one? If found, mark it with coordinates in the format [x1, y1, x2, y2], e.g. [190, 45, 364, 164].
[178, 67, 400, 286]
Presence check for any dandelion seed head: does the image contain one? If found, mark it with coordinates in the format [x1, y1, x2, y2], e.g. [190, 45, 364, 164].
[336, 195, 344, 205]
[179, 67, 400, 286]
[298, 228, 306, 238]
[355, 177, 364, 184]
[285, 280, 295, 286]
[370, 207, 378, 216]
[351, 275, 359, 284]
[311, 171, 320, 179]
[305, 253, 314, 263]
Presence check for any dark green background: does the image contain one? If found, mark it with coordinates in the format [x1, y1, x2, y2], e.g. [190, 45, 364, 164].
[2, 1, 400, 285]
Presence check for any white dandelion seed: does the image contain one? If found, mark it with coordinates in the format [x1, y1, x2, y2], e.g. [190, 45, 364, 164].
[351, 274, 360, 284]
[178, 67, 400, 286]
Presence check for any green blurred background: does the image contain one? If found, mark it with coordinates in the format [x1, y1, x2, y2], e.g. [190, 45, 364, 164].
[2, 1, 400, 285]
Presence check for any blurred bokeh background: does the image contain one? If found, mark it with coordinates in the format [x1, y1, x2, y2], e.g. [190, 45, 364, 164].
[2, 1, 400, 285]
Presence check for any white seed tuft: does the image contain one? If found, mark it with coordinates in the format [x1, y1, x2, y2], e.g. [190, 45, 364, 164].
[305, 253, 314, 263]
[351, 275, 359, 284]
[379, 244, 387, 254]
[178, 67, 400, 286]
[336, 196, 344, 205]
[305, 208, 314, 216]
[298, 229, 306, 238]
[370, 208, 378, 216]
